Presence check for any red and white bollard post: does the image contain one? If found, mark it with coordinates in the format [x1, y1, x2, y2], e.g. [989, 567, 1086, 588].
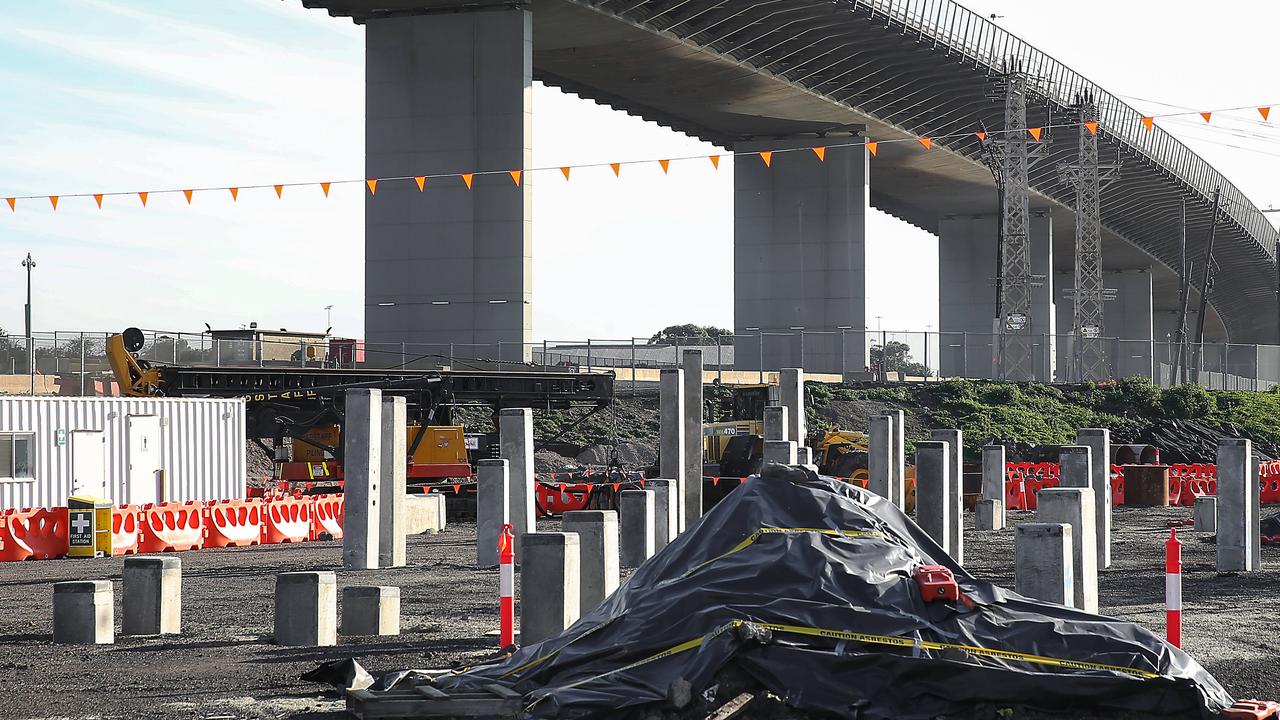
[499, 524, 516, 648]
[1166, 528, 1182, 648]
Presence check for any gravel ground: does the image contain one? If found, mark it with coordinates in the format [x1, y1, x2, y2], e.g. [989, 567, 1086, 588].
[0, 508, 1277, 719]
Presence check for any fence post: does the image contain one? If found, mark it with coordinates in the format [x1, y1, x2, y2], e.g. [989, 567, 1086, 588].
[757, 331, 764, 384]
[716, 334, 723, 385]
[587, 339, 592, 371]
[798, 331, 805, 371]
[80, 333, 86, 396]
[449, 342, 455, 369]
[630, 337, 637, 396]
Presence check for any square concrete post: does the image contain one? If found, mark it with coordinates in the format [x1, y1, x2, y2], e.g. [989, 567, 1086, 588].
[562, 510, 620, 611]
[379, 395, 407, 568]
[659, 368, 685, 530]
[796, 446, 815, 468]
[476, 459, 510, 568]
[499, 408, 536, 561]
[1194, 496, 1217, 533]
[887, 409, 906, 508]
[340, 586, 400, 637]
[867, 415, 892, 499]
[274, 571, 337, 646]
[914, 441, 952, 556]
[978, 445, 1006, 530]
[122, 556, 181, 635]
[1075, 429, 1112, 568]
[53, 580, 113, 644]
[1037, 488, 1098, 613]
[929, 429, 964, 564]
[682, 349, 704, 529]
[763, 440, 798, 465]
[976, 499, 1005, 531]
[647, 479, 678, 551]
[763, 406, 788, 442]
[619, 489, 656, 568]
[520, 532, 580, 644]
[780, 368, 806, 446]
[343, 389, 382, 570]
[1015, 523, 1074, 607]
[1058, 445, 1092, 489]
[1216, 438, 1255, 572]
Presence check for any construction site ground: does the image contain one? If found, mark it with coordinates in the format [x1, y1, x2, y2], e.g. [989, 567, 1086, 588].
[1, 506, 1277, 720]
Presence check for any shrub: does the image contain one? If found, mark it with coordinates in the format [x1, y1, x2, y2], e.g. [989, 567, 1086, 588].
[981, 384, 1022, 405]
[1161, 384, 1214, 419]
[1101, 376, 1162, 417]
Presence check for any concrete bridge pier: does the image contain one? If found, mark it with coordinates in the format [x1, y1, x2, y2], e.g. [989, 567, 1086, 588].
[364, 8, 532, 362]
[734, 137, 869, 376]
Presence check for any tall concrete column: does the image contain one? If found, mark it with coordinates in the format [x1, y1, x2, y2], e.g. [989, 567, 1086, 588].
[1015, 523, 1073, 607]
[499, 408, 535, 560]
[343, 389, 381, 570]
[1037, 487, 1098, 613]
[659, 368, 685, 530]
[780, 368, 806, 447]
[475, 459, 509, 568]
[978, 445, 1007, 531]
[763, 406, 788, 442]
[364, 9, 532, 362]
[1055, 270, 1153, 381]
[1074, 429, 1112, 568]
[561, 510, 619, 611]
[1216, 438, 1256, 572]
[887, 409, 906, 508]
[867, 415, 892, 499]
[734, 138, 868, 375]
[647, 479, 678, 551]
[914, 441, 952, 556]
[682, 350, 704, 528]
[929, 429, 964, 563]
[938, 213, 1054, 380]
[379, 396, 407, 568]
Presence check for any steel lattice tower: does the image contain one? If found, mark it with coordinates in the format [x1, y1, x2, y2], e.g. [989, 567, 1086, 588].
[992, 70, 1034, 380]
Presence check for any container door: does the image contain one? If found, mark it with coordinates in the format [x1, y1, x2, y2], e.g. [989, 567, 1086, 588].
[70, 430, 107, 500]
[126, 415, 163, 505]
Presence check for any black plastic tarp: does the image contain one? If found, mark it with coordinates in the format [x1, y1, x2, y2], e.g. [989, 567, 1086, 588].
[426, 465, 1233, 719]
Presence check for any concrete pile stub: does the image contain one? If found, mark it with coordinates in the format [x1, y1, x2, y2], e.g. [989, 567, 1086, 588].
[379, 395, 408, 568]
[122, 556, 181, 636]
[763, 440, 798, 465]
[978, 445, 1006, 530]
[1194, 496, 1217, 533]
[619, 490, 656, 568]
[887, 410, 906, 508]
[659, 368, 686, 530]
[928, 429, 964, 563]
[274, 571, 337, 646]
[1037, 488, 1098, 613]
[476, 459, 510, 568]
[647, 479, 679, 550]
[976, 499, 1005, 531]
[520, 532, 580, 644]
[867, 415, 892, 500]
[780, 368, 806, 447]
[1216, 438, 1257, 572]
[562, 510, 620, 611]
[340, 586, 400, 637]
[682, 349, 704, 529]
[1074, 429, 1113, 568]
[763, 406, 788, 442]
[343, 388, 382, 570]
[1015, 523, 1074, 607]
[499, 408, 536, 561]
[53, 580, 114, 645]
[914, 441, 952, 556]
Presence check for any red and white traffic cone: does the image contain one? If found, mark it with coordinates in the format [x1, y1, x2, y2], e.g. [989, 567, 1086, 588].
[1166, 528, 1182, 648]
[499, 523, 516, 648]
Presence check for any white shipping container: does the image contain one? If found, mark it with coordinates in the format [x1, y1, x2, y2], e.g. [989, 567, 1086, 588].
[0, 396, 246, 510]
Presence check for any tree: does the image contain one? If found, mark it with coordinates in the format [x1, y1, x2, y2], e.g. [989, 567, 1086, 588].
[648, 324, 734, 346]
[870, 340, 932, 377]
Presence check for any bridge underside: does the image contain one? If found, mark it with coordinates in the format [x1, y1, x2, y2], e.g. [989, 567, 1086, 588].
[304, 0, 1276, 362]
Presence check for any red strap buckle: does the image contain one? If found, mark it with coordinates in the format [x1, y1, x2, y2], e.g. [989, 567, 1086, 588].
[1221, 700, 1280, 719]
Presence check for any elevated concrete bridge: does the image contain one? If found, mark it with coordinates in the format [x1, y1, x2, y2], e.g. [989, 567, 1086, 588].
[304, 0, 1279, 380]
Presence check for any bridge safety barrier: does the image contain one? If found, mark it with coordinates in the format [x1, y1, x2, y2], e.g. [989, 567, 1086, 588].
[203, 500, 263, 548]
[0, 507, 69, 561]
[139, 502, 205, 553]
[309, 494, 344, 541]
[262, 495, 312, 544]
[110, 505, 141, 556]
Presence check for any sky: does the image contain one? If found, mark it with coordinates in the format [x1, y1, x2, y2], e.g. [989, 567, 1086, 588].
[0, 0, 1277, 344]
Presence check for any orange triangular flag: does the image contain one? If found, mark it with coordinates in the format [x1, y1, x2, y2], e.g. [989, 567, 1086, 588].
[610, 163, 620, 177]
[811, 146, 826, 161]
[612, 482, 621, 492]
[138, 192, 148, 207]
[320, 182, 331, 197]
[509, 170, 522, 187]
[5, 198, 14, 211]
[183, 189, 193, 204]
[709, 155, 720, 169]
[93, 194, 103, 208]
[1084, 121, 1099, 135]
[560, 166, 571, 180]
[1259, 107, 1271, 121]
[366, 179, 378, 195]
[975, 131, 987, 141]
[49, 196, 59, 210]
[414, 176, 425, 191]
[452, 483, 461, 495]
[274, 185, 284, 198]
[229, 187, 239, 201]
[1028, 127, 1043, 141]
[918, 137, 933, 149]
[866, 141, 879, 156]
[659, 159, 670, 174]
[759, 151, 772, 167]
[1200, 112, 1212, 124]
[461, 173, 474, 189]
[712, 476, 720, 487]
[1141, 117, 1154, 131]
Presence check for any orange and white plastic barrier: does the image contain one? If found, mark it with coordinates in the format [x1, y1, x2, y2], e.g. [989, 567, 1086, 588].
[1166, 528, 1182, 648]
[138, 502, 205, 553]
[310, 494, 344, 540]
[0, 507, 69, 561]
[203, 500, 263, 548]
[261, 496, 312, 544]
[499, 524, 515, 648]
[110, 505, 141, 556]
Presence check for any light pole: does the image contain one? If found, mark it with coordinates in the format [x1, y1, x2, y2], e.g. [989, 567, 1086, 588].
[22, 253, 35, 395]
[324, 304, 333, 330]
